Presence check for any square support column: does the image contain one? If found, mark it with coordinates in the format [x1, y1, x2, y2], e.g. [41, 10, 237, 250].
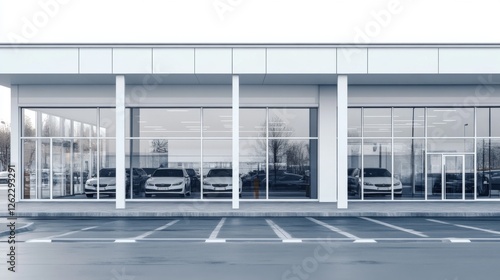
[232, 75, 240, 209]
[337, 75, 348, 209]
[10, 86, 20, 202]
[318, 86, 337, 202]
[115, 75, 126, 209]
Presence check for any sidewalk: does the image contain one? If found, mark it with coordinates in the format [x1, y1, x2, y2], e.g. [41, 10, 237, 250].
[1, 201, 500, 217]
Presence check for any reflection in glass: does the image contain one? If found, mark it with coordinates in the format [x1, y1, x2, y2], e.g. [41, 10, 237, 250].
[268, 139, 315, 199]
[129, 108, 201, 138]
[477, 139, 500, 198]
[362, 139, 392, 200]
[240, 139, 266, 199]
[393, 139, 425, 199]
[203, 140, 233, 199]
[427, 108, 474, 138]
[348, 108, 362, 137]
[269, 109, 312, 137]
[363, 108, 391, 138]
[240, 109, 266, 138]
[393, 108, 425, 137]
[128, 139, 201, 199]
[99, 108, 116, 137]
[203, 109, 232, 137]
[348, 140, 362, 199]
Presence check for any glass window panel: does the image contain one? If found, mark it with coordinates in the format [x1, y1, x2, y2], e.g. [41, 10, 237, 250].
[97, 139, 116, 199]
[427, 108, 474, 138]
[129, 108, 201, 138]
[203, 109, 232, 137]
[427, 138, 474, 153]
[99, 108, 116, 137]
[348, 108, 362, 137]
[240, 139, 266, 199]
[393, 139, 425, 200]
[52, 139, 72, 199]
[129, 139, 201, 199]
[269, 109, 311, 138]
[393, 108, 425, 137]
[268, 139, 316, 199]
[477, 138, 500, 198]
[22, 139, 37, 199]
[476, 108, 489, 137]
[348, 139, 362, 200]
[240, 109, 266, 138]
[362, 139, 392, 200]
[22, 109, 37, 137]
[363, 108, 392, 137]
[202, 140, 233, 199]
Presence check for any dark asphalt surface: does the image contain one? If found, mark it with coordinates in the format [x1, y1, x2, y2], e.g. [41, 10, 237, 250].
[2, 217, 500, 279]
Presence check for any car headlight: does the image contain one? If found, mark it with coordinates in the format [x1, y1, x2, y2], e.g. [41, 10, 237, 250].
[172, 181, 183, 186]
[394, 181, 401, 186]
[203, 181, 211, 185]
[363, 182, 373, 186]
[86, 182, 92, 186]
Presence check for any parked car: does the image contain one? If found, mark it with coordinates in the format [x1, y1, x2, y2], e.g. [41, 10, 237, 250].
[85, 168, 148, 198]
[359, 168, 403, 196]
[203, 168, 242, 196]
[264, 173, 309, 191]
[145, 168, 191, 197]
[0, 171, 9, 187]
[433, 172, 490, 195]
[185, 168, 200, 192]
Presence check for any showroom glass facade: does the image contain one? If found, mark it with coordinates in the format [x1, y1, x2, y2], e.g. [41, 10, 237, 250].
[21, 107, 318, 200]
[348, 107, 500, 200]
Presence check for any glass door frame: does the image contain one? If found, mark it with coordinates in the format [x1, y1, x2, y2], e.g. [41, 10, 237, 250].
[442, 154, 466, 200]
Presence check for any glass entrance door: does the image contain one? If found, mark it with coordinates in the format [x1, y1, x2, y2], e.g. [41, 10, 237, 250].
[442, 155, 465, 200]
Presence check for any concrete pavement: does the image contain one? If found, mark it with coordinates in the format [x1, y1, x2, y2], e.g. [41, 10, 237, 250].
[1, 201, 500, 217]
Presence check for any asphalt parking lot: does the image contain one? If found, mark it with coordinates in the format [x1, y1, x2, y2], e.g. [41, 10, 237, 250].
[3, 216, 500, 243]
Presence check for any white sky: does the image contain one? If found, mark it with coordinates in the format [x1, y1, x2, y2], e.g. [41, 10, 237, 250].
[0, 0, 499, 124]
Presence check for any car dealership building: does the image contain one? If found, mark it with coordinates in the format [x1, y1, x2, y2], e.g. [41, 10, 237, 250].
[2, 44, 500, 209]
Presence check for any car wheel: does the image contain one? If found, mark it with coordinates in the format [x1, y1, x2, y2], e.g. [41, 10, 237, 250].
[86, 194, 93, 198]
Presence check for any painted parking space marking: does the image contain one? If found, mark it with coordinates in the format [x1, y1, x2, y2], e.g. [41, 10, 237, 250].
[266, 219, 302, 243]
[26, 225, 99, 242]
[115, 239, 136, 243]
[427, 219, 500, 235]
[360, 217, 429, 238]
[306, 217, 360, 239]
[448, 238, 471, 243]
[206, 218, 227, 242]
[25, 239, 52, 243]
[134, 220, 179, 239]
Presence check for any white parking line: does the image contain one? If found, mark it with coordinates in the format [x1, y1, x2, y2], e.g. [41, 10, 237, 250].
[427, 219, 500, 235]
[25, 239, 52, 243]
[360, 217, 429, 238]
[26, 225, 99, 243]
[208, 218, 226, 240]
[114, 239, 137, 243]
[266, 219, 302, 243]
[134, 220, 179, 239]
[306, 217, 360, 239]
[448, 238, 471, 243]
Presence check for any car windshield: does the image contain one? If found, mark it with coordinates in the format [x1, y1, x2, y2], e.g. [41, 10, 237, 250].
[207, 169, 232, 177]
[364, 168, 391, 177]
[153, 169, 184, 177]
[99, 169, 116, 177]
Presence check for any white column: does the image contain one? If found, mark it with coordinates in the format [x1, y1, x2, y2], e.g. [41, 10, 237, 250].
[115, 76, 126, 209]
[232, 75, 240, 209]
[318, 86, 337, 202]
[10, 86, 20, 202]
[337, 75, 348, 209]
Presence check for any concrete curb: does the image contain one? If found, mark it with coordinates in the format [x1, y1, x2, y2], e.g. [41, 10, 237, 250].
[3, 212, 500, 218]
[0, 222, 35, 237]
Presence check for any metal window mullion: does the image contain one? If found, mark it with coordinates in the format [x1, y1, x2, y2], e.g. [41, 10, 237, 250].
[200, 107, 204, 199]
[424, 107, 428, 201]
[97, 108, 100, 200]
[462, 155, 466, 200]
[266, 107, 269, 200]
[391, 107, 394, 201]
[360, 107, 364, 200]
[49, 138, 53, 200]
[474, 107, 477, 200]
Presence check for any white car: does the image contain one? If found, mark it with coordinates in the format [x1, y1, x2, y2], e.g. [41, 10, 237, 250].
[145, 168, 191, 197]
[362, 168, 403, 196]
[203, 168, 242, 197]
